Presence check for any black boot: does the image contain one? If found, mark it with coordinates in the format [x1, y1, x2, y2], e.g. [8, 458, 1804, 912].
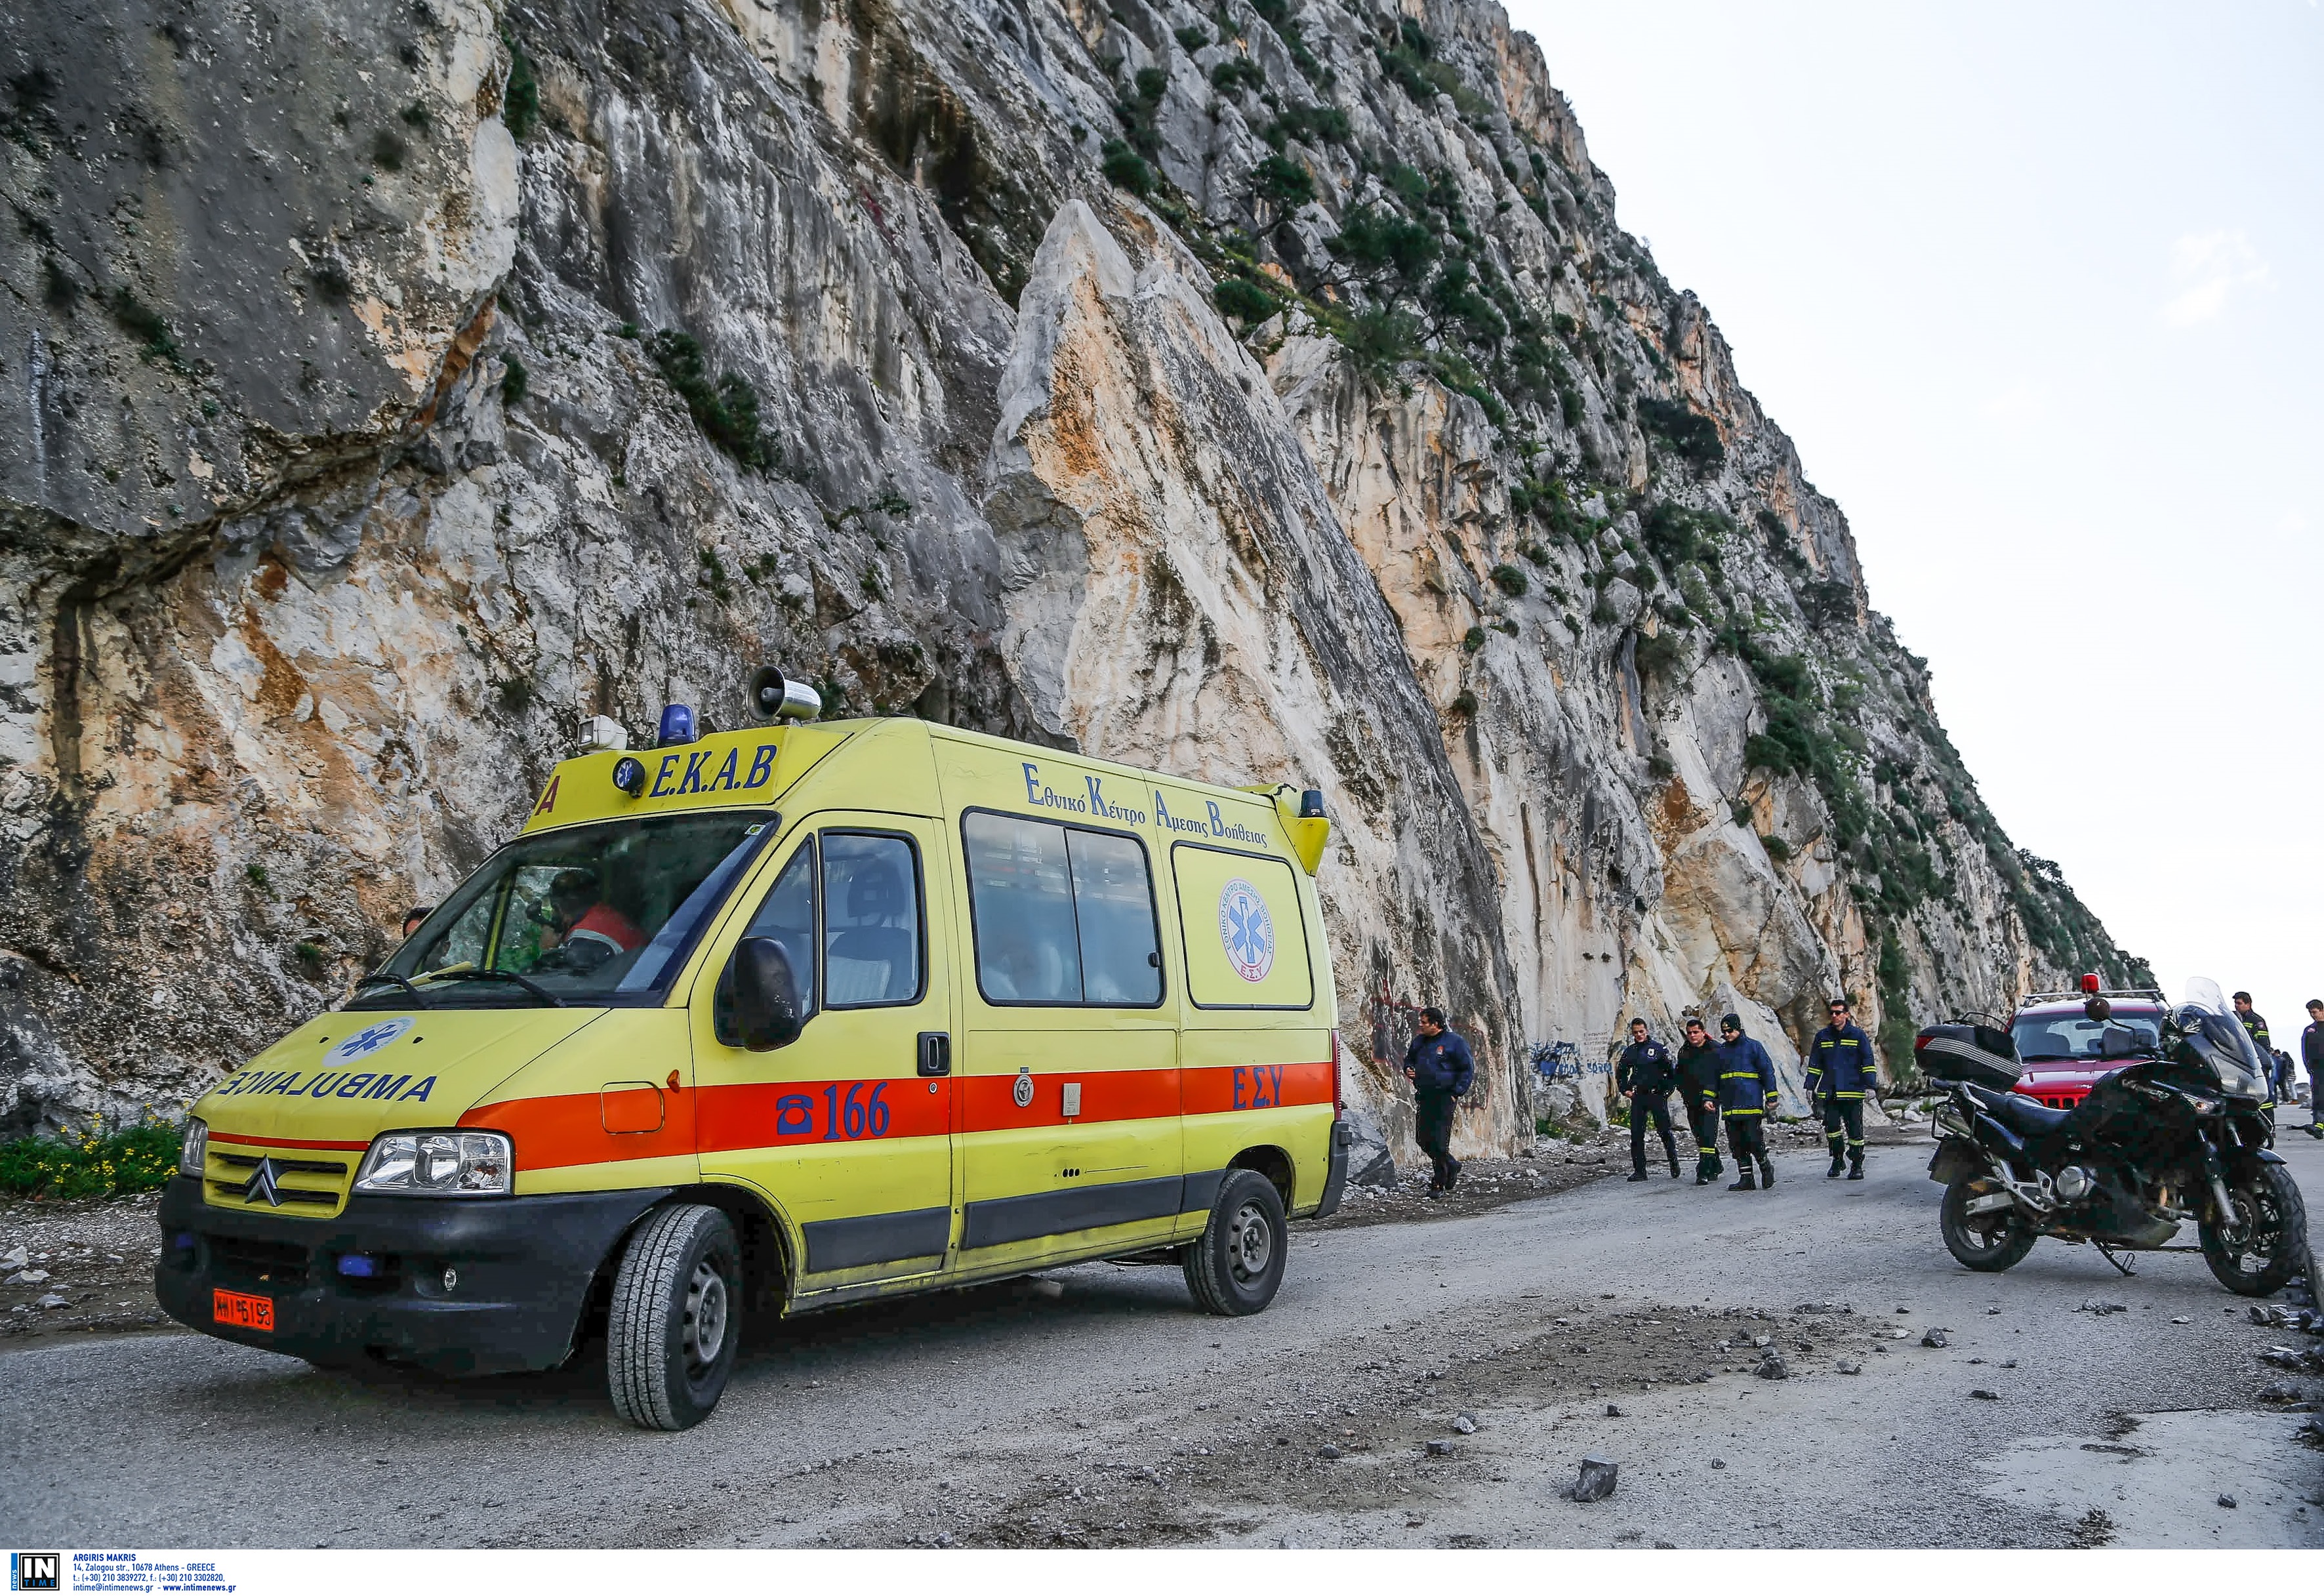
[1728, 1170, 1757, 1191]
[1627, 1171, 1649, 1182]
[1695, 1162, 1714, 1185]
[1758, 1158, 1775, 1188]
[1846, 1155, 1865, 1181]
[1827, 1154, 1845, 1179]
[1669, 1159, 1682, 1179]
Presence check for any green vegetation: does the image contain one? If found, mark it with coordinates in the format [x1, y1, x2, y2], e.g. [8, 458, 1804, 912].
[1333, 306, 1421, 380]
[1250, 0, 1330, 84]
[1100, 139, 1154, 195]
[1213, 276, 1278, 323]
[1174, 24, 1210, 51]
[371, 129, 407, 171]
[1489, 563, 1528, 598]
[1211, 58, 1265, 96]
[1251, 152, 1314, 209]
[1263, 104, 1351, 150]
[1637, 396, 1724, 469]
[647, 330, 779, 473]
[1632, 627, 1683, 682]
[1640, 501, 1729, 570]
[0, 1119, 180, 1199]
[108, 288, 180, 367]
[1450, 689, 1479, 716]
[500, 29, 539, 140]
[499, 351, 527, 405]
[1462, 626, 1486, 652]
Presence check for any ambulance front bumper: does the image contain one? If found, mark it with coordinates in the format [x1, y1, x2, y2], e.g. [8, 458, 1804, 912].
[153, 1176, 668, 1376]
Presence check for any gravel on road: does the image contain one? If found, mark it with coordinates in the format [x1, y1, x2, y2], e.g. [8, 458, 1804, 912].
[5, 1126, 2320, 1549]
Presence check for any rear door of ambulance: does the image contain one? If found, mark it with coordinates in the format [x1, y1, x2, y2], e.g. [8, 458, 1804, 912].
[936, 738, 1185, 1271]
[1166, 796, 1335, 1213]
[689, 808, 961, 1294]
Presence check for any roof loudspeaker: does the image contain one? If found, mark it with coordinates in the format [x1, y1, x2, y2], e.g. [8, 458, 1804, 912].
[749, 665, 823, 723]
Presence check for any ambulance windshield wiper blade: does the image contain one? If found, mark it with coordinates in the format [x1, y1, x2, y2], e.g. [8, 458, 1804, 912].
[350, 972, 433, 1010]
[420, 968, 565, 1007]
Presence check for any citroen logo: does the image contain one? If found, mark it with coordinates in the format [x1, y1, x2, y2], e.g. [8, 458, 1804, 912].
[242, 1157, 285, 1208]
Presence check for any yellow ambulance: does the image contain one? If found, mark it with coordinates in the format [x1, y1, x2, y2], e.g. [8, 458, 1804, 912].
[156, 668, 1351, 1427]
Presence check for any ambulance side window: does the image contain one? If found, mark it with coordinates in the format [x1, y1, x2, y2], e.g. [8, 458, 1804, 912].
[962, 811, 1162, 1008]
[739, 844, 819, 1021]
[1067, 830, 1161, 1005]
[963, 814, 1082, 1004]
[821, 832, 923, 1008]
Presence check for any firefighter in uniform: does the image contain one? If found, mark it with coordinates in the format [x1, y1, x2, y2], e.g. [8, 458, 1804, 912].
[1717, 1013, 1778, 1191]
[1675, 1016, 1724, 1185]
[1806, 997, 1877, 1180]
[1616, 1018, 1681, 1181]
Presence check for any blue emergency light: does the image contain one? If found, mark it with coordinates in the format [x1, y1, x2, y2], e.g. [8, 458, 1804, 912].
[336, 1253, 381, 1279]
[656, 704, 696, 747]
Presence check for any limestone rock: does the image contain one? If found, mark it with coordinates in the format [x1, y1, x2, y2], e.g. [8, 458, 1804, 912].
[0, 0, 2136, 1143]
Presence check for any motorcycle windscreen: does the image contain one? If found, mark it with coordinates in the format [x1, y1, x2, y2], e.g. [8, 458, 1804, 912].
[2180, 977, 2269, 1097]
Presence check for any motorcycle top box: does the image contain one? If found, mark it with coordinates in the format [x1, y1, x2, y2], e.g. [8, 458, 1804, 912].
[1914, 1023, 2021, 1091]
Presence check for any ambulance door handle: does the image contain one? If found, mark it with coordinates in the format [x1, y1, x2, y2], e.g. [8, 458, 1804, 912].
[917, 1033, 952, 1077]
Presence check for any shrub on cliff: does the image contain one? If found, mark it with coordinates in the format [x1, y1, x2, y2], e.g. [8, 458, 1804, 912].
[1100, 140, 1155, 195]
[646, 331, 780, 474]
[1637, 396, 1725, 469]
[1251, 152, 1314, 209]
[1213, 275, 1277, 323]
[1334, 306, 1421, 380]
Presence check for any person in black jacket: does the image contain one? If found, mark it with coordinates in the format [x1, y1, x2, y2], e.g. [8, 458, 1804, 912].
[1616, 1018, 1681, 1181]
[1403, 1006, 1475, 1196]
[1804, 998, 1878, 1180]
[2300, 999, 2324, 1139]
[2233, 991, 2275, 1099]
[1675, 1017, 1724, 1184]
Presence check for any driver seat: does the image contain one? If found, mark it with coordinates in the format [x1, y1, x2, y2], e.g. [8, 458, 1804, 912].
[1967, 1082, 2072, 1138]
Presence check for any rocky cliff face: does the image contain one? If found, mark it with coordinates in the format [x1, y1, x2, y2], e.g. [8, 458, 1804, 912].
[0, 0, 2139, 1149]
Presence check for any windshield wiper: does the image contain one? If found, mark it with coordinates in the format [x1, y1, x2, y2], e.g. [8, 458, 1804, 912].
[350, 972, 433, 1009]
[417, 968, 565, 1008]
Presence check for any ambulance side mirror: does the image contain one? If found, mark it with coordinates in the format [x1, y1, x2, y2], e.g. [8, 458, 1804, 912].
[729, 937, 805, 1052]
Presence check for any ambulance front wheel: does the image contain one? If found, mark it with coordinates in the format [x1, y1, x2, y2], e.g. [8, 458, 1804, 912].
[607, 1202, 743, 1431]
[1183, 1170, 1287, 1316]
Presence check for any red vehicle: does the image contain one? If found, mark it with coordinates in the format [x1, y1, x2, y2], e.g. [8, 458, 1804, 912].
[2008, 981, 2167, 1109]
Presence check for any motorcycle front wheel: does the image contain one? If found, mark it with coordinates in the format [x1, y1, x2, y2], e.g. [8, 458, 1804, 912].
[1940, 1176, 2037, 1273]
[2200, 1162, 2308, 1297]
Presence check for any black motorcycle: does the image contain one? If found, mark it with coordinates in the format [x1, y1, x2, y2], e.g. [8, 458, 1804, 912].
[1917, 994, 2308, 1296]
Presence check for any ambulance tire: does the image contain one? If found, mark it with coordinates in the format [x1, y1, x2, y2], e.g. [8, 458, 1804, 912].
[1183, 1170, 1287, 1316]
[607, 1202, 743, 1431]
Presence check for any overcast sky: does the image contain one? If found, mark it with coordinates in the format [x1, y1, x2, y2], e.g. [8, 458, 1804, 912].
[1510, 0, 2323, 1033]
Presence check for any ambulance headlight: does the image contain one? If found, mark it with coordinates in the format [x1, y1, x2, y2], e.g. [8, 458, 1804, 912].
[178, 1117, 208, 1178]
[354, 1130, 513, 1196]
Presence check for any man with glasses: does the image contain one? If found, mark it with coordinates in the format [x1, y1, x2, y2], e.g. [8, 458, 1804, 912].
[1805, 997, 1877, 1180]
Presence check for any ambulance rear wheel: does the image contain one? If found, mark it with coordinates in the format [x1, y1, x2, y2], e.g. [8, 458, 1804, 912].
[607, 1202, 742, 1431]
[1183, 1170, 1286, 1316]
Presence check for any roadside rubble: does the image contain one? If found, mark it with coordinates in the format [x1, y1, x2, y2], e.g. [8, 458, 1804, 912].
[0, 1195, 171, 1343]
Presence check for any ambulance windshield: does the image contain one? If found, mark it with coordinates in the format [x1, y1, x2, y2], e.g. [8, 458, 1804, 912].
[361, 811, 776, 1008]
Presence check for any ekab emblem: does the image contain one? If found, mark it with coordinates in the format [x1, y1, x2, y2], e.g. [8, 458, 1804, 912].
[325, 1015, 415, 1067]
[1216, 878, 1274, 983]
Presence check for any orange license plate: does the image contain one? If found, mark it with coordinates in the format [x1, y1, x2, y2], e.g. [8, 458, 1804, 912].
[212, 1288, 275, 1332]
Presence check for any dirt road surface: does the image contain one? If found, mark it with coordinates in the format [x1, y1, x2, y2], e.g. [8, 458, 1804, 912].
[6, 1132, 2322, 1549]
